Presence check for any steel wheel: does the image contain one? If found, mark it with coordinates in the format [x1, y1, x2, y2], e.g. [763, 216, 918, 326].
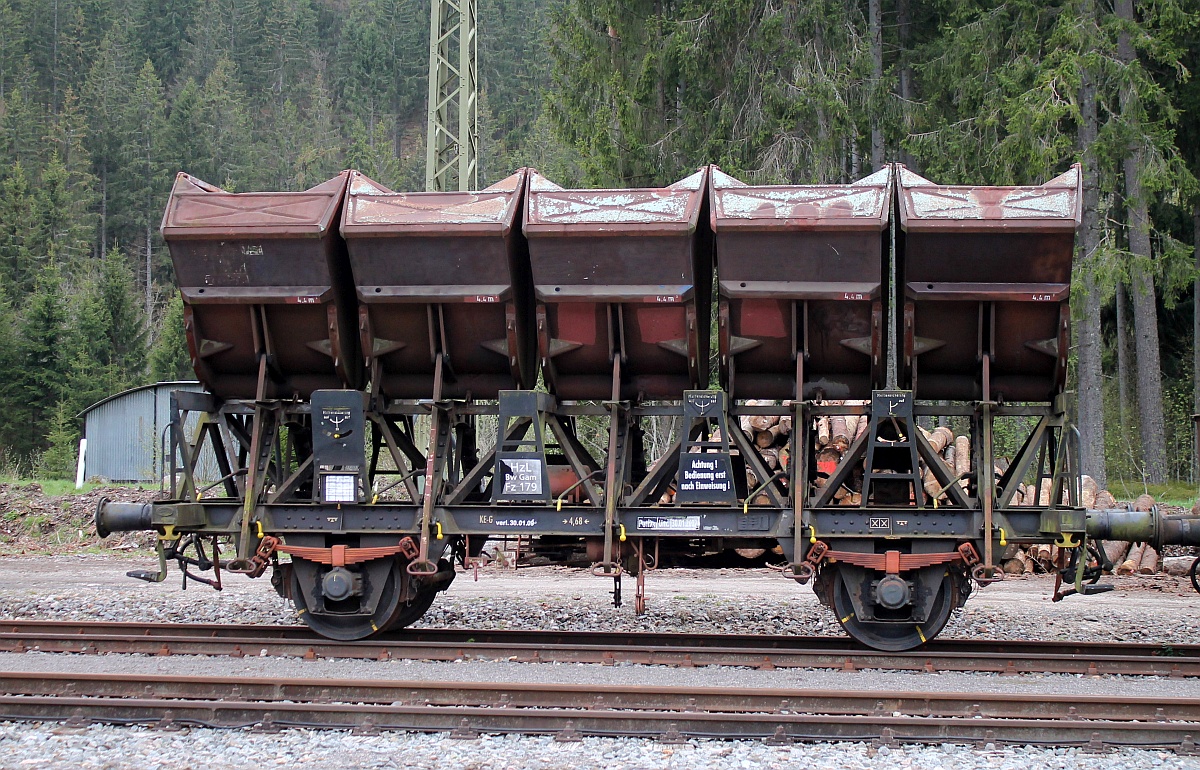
[385, 587, 439, 630]
[830, 565, 959, 652]
[290, 557, 403, 641]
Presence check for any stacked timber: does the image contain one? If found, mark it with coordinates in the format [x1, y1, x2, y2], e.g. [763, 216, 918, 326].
[998, 484, 1179, 576]
[803, 400, 866, 506]
[734, 402, 1179, 578]
[739, 401, 792, 505]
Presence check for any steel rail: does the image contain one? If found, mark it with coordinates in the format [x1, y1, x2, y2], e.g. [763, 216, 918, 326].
[2, 621, 1198, 677]
[7, 620, 1200, 659]
[0, 671, 1197, 748]
[2, 671, 1198, 722]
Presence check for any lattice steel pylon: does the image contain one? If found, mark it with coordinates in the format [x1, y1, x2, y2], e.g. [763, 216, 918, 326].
[425, 0, 478, 192]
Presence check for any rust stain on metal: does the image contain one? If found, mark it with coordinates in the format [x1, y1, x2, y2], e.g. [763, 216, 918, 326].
[710, 167, 891, 400]
[897, 164, 1081, 402]
[342, 169, 526, 232]
[898, 165, 1081, 229]
[522, 168, 712, 399]
[161, 171, 362, 398]
[339, 168, 536, 397]
[162, 172, 348, 237]
[525, 170, 705, 231]
[711, 167, 890, 230]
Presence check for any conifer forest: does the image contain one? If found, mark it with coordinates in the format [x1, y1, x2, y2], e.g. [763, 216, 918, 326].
[0, 0, 1195, 490]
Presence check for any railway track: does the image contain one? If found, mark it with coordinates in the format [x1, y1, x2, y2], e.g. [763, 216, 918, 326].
[2, 620, 1198, 677]
[0, 670, 1197, 748]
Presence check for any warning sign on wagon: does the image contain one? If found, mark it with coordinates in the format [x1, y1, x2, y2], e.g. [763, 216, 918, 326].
[675, 453, 737, 504]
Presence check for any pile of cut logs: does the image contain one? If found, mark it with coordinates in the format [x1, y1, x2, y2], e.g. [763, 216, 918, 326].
[660, 401, 1178, 578]
[739, 400, 794, 504]
[740, 400, 1175, 577]
[1002, 492, 1164, 576]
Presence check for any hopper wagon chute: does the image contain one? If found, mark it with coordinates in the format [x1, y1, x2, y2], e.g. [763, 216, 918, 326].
[710, 166, 891, 402]
[161, 171, 363, 399]
[340, 169, 536, 401]
[896, 165, 1080, 402]
[522, 168, 712, 401]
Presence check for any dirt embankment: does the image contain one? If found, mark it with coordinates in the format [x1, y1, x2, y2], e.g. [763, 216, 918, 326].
[0, 483, 160, 555]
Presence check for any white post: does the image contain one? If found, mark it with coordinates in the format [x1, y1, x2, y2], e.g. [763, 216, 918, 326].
[75, 438, 87, 489]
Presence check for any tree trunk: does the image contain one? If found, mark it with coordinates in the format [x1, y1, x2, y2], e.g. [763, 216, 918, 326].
[1129, 233, 1167, 485]
[1118, 542, 1146, 575]
[1115, 282, 1132, 427]
[927, 426, 953, 454]
[1075, 3, 1107, 487]
[868, 0, 884, 170]
[1116, 0, 1167, 483]
[953, 435, 970, 488]
[896, 0, 918, 170]
[1102, 540, 1130, 570]
[99, 166, 107, 258]
[1081, 474, 1098, 508]
[1194, 206, 1199, 481]
[145, 224, 153, 323]
[1138, 544, 1158, 574]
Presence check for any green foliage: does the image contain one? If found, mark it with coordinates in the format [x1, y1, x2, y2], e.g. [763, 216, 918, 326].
[11, 265, 69, 458]
[134, 0, 196, 83]
[38, 402, 79, 481]
[548, 0, 883, 186]
[149, 293, 191, 382]
[0, 299, 19, 453]
[59, 251, 148, 421]
[346, 117, 403, 189]
[194, 57, 253, 188]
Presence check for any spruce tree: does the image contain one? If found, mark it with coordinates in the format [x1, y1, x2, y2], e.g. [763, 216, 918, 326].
[0, 0, 26, 102]
[0, 298, 20, 454]
[163, 77, 206, 176]
[196, 57, 253, 188]
[346, 117, 402, 189]
[133, 0, 196, 84]
[39, 401, 80, 480]
[13, 264, 69, 459]
[118, 60, 168, 314]
[149, 292, 192, 382]
[0, 162, 41, 297]
[83, 27, 134, 255]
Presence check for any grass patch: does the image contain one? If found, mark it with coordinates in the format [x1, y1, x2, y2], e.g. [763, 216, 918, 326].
[1107, 479, 1198, 508]
[0, 477, 152, 496]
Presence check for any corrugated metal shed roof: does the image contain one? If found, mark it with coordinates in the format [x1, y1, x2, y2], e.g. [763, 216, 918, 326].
[78, 381, 202, 418]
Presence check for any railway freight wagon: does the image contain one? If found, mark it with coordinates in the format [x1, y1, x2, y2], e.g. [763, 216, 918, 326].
[97, 164, 1200, 650]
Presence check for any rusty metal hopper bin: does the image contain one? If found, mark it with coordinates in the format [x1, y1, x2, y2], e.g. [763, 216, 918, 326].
[161, 171, 362, 399]
[523, 168, 712, 401]
[710, 167, 891, 401]
[896, 165, 1081, 402]
[339, 169, 535, 399]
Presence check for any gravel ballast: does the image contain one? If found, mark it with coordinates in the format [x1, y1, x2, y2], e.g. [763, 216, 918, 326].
[3, 556, 1200, 768]
[2, 555, 1200, 645]
[1, 722, 1199, 770]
